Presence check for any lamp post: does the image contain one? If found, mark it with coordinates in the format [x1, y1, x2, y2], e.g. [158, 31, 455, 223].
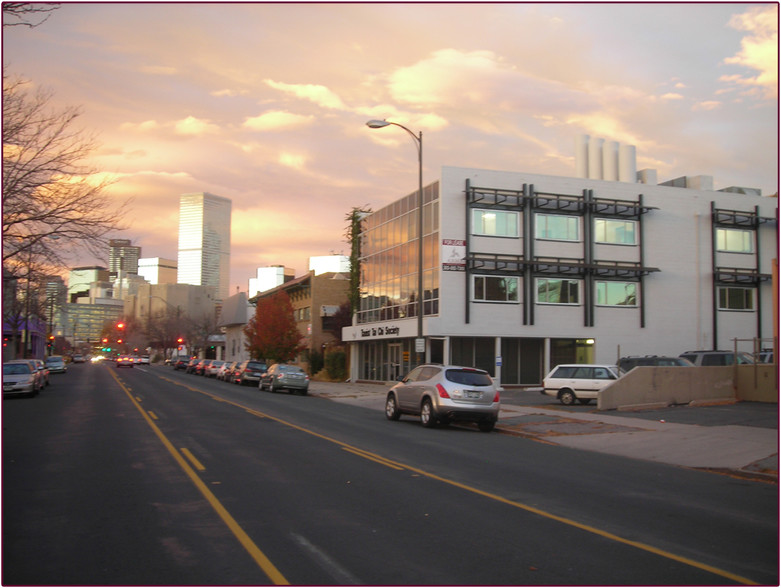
[366, 119, 425, 365]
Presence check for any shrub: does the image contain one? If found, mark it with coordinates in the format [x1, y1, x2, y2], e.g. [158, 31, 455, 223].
[324, 350, 347, 381]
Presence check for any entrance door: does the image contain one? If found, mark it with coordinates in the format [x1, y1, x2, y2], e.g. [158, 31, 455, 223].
[388, 344, 402, 381]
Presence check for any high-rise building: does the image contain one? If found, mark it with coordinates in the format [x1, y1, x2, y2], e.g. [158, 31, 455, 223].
[177, 192, 232, 302]
[108, 239, 141, 278]
[138, 257, 178, 285]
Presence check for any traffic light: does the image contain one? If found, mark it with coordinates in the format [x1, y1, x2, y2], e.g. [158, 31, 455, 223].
[117, 322, 125, 329]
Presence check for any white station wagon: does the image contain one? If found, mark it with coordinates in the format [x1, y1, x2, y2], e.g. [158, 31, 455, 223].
[543, 364, 621, 405]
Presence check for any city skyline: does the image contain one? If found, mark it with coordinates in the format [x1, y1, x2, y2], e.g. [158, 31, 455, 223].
[3, 3, 777, 293]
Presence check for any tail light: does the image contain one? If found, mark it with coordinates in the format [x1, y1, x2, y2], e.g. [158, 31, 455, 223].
[493, 391, 501, 403]
[436, 383, 450, 398]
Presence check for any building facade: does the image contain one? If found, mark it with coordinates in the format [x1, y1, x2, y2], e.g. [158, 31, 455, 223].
[138, 257, 178, 285]
[250, 271, 350, 372]
[108, 238, 141, 278]
[177, 192, 232, 302]
[343, 166, 777, 385]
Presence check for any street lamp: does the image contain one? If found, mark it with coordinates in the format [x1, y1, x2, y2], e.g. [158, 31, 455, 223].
[366, 119, 425, 364]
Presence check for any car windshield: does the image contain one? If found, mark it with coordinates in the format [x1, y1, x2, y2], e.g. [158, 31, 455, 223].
[445, 369, 492, 387]
[247, 362, 266, 370]
[4, 364, 31, 374]
[280, 366, 304, 374]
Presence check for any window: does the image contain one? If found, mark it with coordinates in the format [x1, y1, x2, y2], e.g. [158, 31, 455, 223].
[596, 281, 637, 306]
[535, 214, 579, 241]
[716, 228, 753, 253]
[472, 209, 519, 237]
[537, 278, 580, 304]
[473, 275, 519, 302]
[718, 287, 754, 310]
[594, 219, 637, 245]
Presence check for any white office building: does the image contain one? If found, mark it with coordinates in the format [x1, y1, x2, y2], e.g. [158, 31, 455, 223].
[248, 265, 295, 297]
[177, 192, 232, 302]
[139, 257, 178, 285]
[343, 165, 777, 385]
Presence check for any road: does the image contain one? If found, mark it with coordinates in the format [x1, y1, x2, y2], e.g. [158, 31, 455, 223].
[3, 362, 777, 585]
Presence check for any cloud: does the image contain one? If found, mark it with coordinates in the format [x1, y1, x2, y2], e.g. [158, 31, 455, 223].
[211, 88, 249, 97]
[139, 65, 177, 76]
[120, 120, 160, 132]
[692, 100, 722, 111]
[723, 5, 778, 99]
[264, 80, 347, 110]
[243, 110, 314, 131]
[660, 93, 684, 101]
[174, 116, 220, 135]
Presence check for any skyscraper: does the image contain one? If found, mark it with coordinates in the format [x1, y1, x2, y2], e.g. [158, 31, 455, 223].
[177, 192, 232, 302]
[108, 239, 141, 278]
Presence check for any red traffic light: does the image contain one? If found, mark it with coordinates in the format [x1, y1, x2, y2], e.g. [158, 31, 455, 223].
[177, 338, 184, 344]
[117, 322, 125, 329]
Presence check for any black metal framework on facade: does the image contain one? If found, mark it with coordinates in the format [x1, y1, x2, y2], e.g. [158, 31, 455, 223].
[710, 202, 774, 346]
[464, 179, 659, 328]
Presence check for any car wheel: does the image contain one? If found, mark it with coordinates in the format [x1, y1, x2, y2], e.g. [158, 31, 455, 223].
[420, 398, 437, 428]
[385, 393, 400, 421]
[478, 420, 495, 433]
[578, 398, 592, 405]
[559, 389, 576, 406]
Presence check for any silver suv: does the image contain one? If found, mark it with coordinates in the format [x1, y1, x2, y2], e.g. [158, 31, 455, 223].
[385, 364, 500, 432]
[679, 350, 755, 366]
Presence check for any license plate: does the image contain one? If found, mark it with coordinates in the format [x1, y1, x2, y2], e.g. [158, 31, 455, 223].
[465, 391, 482, 399]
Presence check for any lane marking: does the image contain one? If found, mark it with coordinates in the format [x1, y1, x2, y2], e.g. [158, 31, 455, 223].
[164, 375, 759, 586]
[107, 369, 289, 585]
[147, 411, 159, 420]
[181, 447, 206, 471]
[341, 446, 404, 471]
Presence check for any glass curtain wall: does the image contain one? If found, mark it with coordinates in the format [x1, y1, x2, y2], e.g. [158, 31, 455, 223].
[357, 182, 440, 324]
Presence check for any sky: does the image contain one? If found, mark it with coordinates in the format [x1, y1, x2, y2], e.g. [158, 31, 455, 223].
[3, 2, 778, 294]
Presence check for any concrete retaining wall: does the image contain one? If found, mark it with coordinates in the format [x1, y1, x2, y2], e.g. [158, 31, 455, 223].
[598, 365, 778, 410]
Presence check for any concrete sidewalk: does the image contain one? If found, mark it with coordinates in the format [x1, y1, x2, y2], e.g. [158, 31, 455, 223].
[308, 380, 778, 481]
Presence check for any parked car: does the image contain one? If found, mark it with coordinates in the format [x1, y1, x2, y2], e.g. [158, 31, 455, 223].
[205, 360, 224, 377]
[45, 355, 67, 374]
[679, 350, 755, 366]
[216, 361, 236, 381]
[260, 364, 310, 394]
[44, 355, 68, 374]
[234, 360, 267, 385]
[32, 359, 50, 387]
[173, 357, 190, 370]
[3, 361, 41, 397]
[116, 355, 135, 368]
[542, 364, 621, 406]
[756, 350, 775, 364]
[618, 356, 694, 372]
[185, 358, 202, 374]
[138, 355, 150, 365]
[385, 364, 500, 432]
[194, 359, 212, 376]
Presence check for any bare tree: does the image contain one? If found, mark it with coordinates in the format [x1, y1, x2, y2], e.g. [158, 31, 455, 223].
[2, 3, 59, 28]
[3, 74, 129, 272]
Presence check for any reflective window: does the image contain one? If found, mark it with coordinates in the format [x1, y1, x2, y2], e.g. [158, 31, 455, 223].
[472, 209, 519, 237]
[716, 228, 753, 253]
[537, 278, 580, 304]
[596, 281, 637, 306]
[594, 218, 637, 245]
[535, 214, 579, 241]
[473, 275, 519, 302]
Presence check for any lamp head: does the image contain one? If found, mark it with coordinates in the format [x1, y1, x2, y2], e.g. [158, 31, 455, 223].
[366, 119, 390, 129]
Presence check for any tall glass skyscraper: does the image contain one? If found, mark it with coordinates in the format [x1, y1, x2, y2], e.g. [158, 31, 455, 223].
[177, 192, 232, 302]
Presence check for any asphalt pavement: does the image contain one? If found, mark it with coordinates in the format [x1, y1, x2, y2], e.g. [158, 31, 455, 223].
[308, 380, 778, 482]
